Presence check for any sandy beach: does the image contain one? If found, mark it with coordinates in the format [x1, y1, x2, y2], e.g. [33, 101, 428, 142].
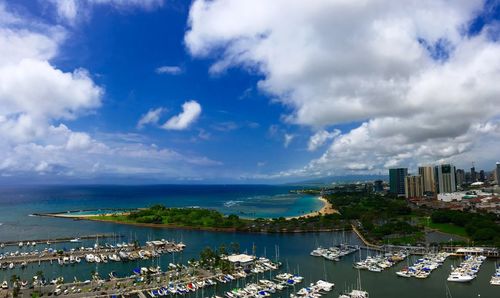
[285, 196, 339, 220]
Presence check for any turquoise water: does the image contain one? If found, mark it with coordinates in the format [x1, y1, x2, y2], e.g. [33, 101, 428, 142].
[0, 185, 498, 297]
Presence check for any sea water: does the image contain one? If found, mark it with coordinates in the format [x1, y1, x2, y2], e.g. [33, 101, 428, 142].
[0, 185, 497, 297]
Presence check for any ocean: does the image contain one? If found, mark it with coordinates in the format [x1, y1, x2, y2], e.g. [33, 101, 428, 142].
[0, 185, 497, 297]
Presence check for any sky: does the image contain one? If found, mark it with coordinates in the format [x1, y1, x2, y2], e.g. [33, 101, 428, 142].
[0, 0, 499, 184]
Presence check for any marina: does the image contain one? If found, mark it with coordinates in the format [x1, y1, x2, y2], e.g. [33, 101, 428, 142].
[0, 234, 122, 247]
[0, 239, 185, 269]
[310, 245, 359, 261]
[0, 252, 282, 297]
[353, 250, 408, 272]
[447, 255, 486, 283]
[395, 252, 450, 279]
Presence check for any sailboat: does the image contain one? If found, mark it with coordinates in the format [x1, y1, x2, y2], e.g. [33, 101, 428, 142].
[339, 269, 369, 298]
[490, 262, 500, 286]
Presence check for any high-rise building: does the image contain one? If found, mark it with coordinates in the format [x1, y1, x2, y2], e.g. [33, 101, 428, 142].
[435, 164, 456, 194]
[418, 166, 436, 194]
[404, 175, 424, 199]
[373, 180, 384, 192]
[471, 166, 477, 182]
[496, 162, 500, 185]
[389, 168, 408, 196]
[456, 169, 465, 186]
[479, 170, 485, 182]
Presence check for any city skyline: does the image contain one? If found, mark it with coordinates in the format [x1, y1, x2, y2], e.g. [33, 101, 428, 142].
[0, 0, 500, 183]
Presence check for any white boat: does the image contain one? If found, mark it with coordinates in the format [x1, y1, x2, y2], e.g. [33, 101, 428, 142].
[70, 238, 81, 243]
[447, 273, 475, 283]
[396, 270, 412, 278]
[119, 251, 129, 260]
[1, 281, 8, 289]
[340, 289, 369, 298]
[316, 280, 335, 291]
[85, 254, 95, 263]
[447, 255, 484, 283]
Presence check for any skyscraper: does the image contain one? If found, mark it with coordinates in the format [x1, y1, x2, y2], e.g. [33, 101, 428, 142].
[496, 162, 500, 185]
[404, 175, 424, 199]
[389, 168, 408, 196]
[418, 166, 436, 194]
[435, 164, 456, 194]
[479, 170, 485, 182]
[456, 169, 465, 187]
[373, 180, 384, 192]
[471, 166, 477, 182]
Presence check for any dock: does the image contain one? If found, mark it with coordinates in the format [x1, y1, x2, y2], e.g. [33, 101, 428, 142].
[0, 241, 183, 266]
[0, 234, 123, 247]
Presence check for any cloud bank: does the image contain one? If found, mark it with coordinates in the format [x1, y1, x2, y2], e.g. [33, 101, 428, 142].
[186, 0, 500, 177]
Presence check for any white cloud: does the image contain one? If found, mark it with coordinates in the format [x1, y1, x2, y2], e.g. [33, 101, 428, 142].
[156, 65, 183, 75]
[284, 134, 294, 148]
[66, 132, 92, 150]
[162, 100, 202, 130]
[186, 0, 500, 177]
[50, 0, 79, 23]
[137, 107, 164, 129]
[0, 4, 102, 147]
[308, 129, 340, 151]
[48, 0, 164, 23]
[0, 2, 220, 181]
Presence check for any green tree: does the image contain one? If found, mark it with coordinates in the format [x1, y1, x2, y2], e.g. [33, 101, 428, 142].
[10, 274, 20, 297]
[230, 242, 240, 254]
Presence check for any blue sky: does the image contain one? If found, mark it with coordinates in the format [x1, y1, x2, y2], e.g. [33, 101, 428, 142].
[0, 0, 500, 183]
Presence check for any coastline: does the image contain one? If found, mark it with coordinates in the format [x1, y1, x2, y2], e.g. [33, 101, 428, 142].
[285, 196, 338, 220]
[33, 196, 342, 234]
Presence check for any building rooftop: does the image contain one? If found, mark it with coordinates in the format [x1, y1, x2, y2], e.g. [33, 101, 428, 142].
[226, 254, 255, 264]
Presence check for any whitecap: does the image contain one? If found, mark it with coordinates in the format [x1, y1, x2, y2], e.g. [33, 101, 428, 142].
[224, 200, 243, 207]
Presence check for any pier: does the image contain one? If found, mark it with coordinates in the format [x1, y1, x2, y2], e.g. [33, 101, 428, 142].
[0, 234, 122, 247]
[0, 240, 185, 268]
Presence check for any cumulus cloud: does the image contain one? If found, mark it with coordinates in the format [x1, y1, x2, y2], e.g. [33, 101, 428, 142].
[162, 100, 202, 130]
[156, 65, 183, 75]
[137, 107, 165, 129]
[48, 0, 164, 23]
[308, 129, 341, 151]
[0, 2, 219, 180]
[0, 4, 102, 147]
[186, 0, 500, 176]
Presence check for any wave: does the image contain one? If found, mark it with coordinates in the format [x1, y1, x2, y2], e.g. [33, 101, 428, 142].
[224, 200, 244, 207]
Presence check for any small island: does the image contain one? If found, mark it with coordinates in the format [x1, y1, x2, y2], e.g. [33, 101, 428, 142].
[62, 199, 347, 233]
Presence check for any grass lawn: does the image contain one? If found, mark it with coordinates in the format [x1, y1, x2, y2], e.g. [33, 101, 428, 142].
[427, 222, 468, 237]
[418, 217, 468, 238]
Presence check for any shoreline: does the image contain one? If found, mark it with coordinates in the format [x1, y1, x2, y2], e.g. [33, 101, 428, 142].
[35, 196, 338, 220]
[33, 197, 343, 234]
[47, 216, 348, 234]
[285, 196, 339, 220]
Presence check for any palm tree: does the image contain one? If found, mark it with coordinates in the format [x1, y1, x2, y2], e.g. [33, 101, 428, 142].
[35, 270, 44, 294]
[10, 274, 20, 297]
